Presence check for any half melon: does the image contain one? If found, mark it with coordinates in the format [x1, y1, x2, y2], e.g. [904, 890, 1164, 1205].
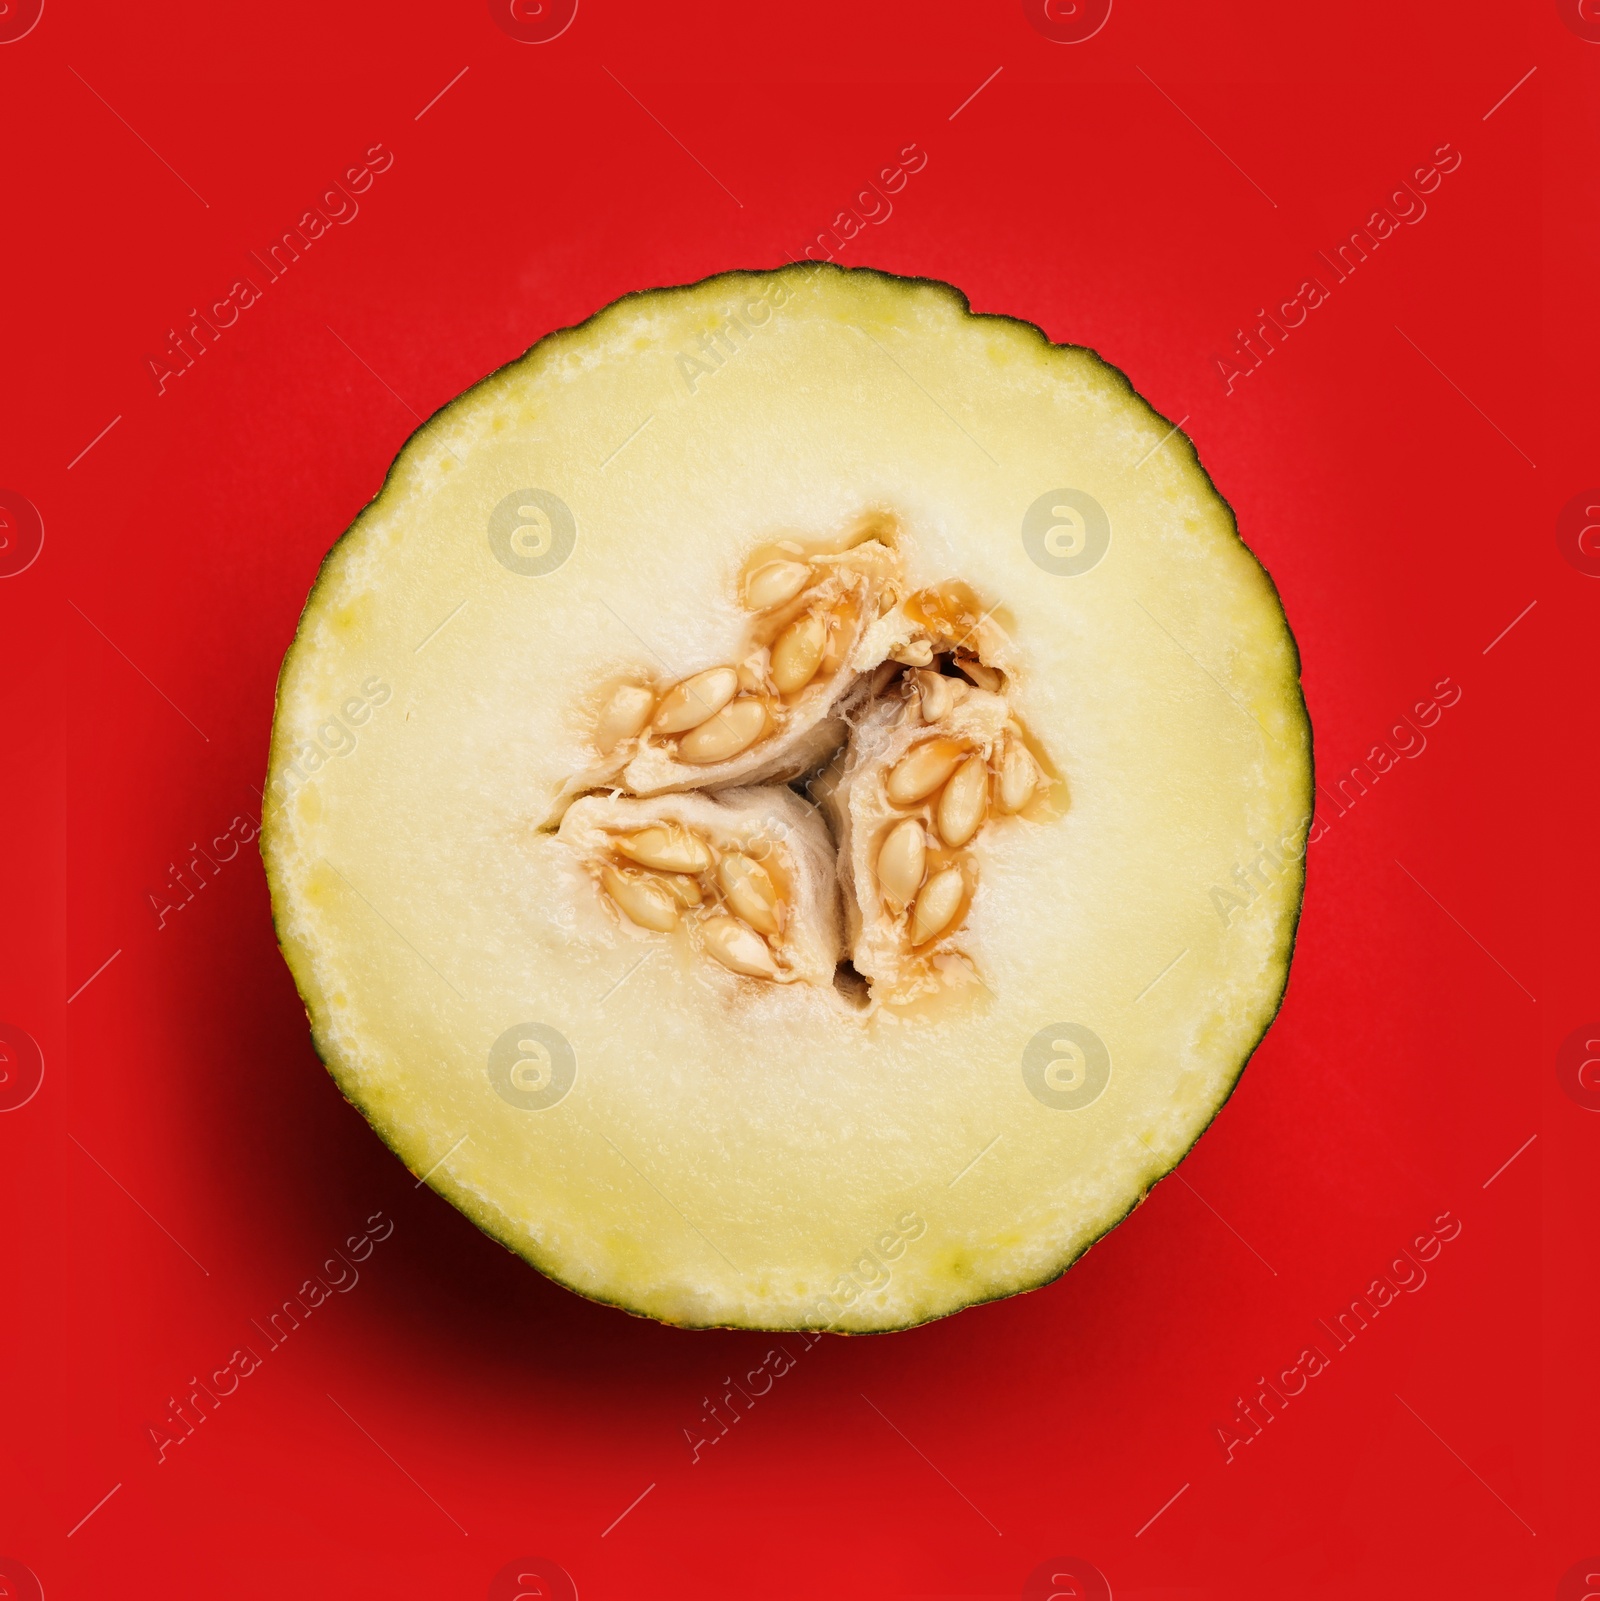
[262, 265, 1310, 1331]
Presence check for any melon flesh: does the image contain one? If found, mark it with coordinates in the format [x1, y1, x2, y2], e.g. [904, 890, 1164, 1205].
[263, 265, 1310, 1331]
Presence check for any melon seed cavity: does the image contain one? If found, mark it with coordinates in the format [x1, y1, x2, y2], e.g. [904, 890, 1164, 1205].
[558, 523, 1054, 1007]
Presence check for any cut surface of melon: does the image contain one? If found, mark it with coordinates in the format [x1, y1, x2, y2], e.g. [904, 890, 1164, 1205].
[263, 265, 1310, 1332]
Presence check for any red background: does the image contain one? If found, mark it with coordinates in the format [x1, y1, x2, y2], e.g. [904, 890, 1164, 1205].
[2, 2, 1595, 1596]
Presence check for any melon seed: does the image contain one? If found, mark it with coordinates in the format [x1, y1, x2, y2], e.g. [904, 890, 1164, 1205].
[819, 601, 857, 677]
[885, 738, 966, 805]
[660, 873, 704, 908]
[615, 824, 715, 875]
[954, 654, 1003, 693]
[997, 739, 1040, 813]
[718, 853, 783, 936]
[876, 818, 926, 905]
[701, 914, 779, 978]
[937, 755, 989, 848]
[745, 559, 812, 611]
[678, 697, 768, 763]
[891, 639, 935, 667]
[771, 613, 828, 695]
[912, 669, 954, 723]
[600, 865, 680, 932]
[909, 866, 966, 946]
[653, 667, 740, 734]
[595, 684, 654, 753]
